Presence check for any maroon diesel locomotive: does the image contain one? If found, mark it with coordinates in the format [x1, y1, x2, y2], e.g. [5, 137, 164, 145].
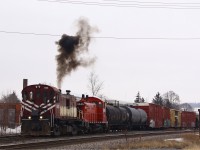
[21, 84, 78, 135]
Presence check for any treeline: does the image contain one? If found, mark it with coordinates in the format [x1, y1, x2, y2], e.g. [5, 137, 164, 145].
[0, 91, 20, 103]
[134, 91, 193, 111]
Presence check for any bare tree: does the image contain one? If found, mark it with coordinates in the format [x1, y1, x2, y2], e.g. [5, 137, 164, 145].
[162, 91, 180, 109]
[180, 103, 193, 111]
[88, 71, 103, 96]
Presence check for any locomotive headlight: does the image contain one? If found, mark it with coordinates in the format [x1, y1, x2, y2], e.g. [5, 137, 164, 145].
[28, 116, 31, 119]
[40, 116, 43, 119]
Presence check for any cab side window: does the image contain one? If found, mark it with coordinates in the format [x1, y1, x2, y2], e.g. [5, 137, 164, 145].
[66, 99, 70, 108]
[56, 94, 59, 102]
[99, 102, 103, 108]
[22, 91, 28, 100]
[30, 91, 33, 101]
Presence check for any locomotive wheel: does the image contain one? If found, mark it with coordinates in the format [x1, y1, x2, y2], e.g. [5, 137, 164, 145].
[71, 125, 78, 136]
[53, 125, 61, 136]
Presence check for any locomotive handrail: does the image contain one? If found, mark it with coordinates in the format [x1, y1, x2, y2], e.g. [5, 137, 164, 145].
[77, 110, 83, 119]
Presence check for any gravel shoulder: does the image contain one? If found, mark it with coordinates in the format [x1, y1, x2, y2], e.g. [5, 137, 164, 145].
[50, 133, 184, 150]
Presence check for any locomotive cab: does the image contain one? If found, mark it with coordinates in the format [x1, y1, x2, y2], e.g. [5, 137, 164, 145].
[21, 84, 59, 135]
[77, 96, 108, 133]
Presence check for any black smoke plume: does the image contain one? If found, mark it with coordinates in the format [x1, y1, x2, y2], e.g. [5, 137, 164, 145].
[56, 18, 97, 88]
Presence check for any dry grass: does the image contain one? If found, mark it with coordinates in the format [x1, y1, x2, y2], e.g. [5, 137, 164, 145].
[182, 133, 200, 150]
[105, 133, 200, 150]
[117, 139, 189, 149]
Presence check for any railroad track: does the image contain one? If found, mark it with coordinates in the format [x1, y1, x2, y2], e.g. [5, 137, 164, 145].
[0, 130, 195, 149]
[0, 134, 53, 146]
[0, 135, 24, 143]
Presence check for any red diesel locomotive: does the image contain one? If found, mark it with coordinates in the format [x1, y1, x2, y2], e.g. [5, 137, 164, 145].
[77, 96, 108, 133]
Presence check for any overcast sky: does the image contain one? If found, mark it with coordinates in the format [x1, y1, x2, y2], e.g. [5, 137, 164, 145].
[1, 0, 200, 103]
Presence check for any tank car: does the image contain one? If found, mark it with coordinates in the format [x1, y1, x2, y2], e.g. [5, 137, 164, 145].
[106, 105, 129, 130]
[106, 102, 147, 130]
[122, 106, 147, 129]
[21, 84, 78, 136]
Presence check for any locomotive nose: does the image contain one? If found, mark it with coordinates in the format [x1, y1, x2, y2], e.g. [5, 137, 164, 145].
[32, 110, 39, 116]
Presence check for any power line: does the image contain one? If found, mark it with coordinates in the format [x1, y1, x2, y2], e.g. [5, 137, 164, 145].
[0, 30, 60, 37]
[38, 0, 200, 9]
[1, 30, 200, 40]
[101, 0, 200, 5]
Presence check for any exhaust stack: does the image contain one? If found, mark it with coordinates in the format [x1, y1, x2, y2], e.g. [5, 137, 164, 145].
[23, 79, 28, 89]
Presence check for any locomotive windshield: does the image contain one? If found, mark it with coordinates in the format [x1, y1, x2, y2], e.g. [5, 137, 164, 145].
[43, 91, 48, 103]
[22, 91, 34, 101]
[43, 90, 55, 103]
[22, 85, 56, 103]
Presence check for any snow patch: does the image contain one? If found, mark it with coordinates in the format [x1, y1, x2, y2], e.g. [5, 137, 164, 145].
[0, 125, 21, 135]
[164, 138, 183, 142]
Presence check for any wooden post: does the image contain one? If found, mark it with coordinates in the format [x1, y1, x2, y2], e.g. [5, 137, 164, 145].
[198, 109, 200, 139]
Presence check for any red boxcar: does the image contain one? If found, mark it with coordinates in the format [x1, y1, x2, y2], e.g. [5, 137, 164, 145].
[0, 103, 21, 128]
[181, 111, 196, 128]
[132, 103, 163, 128]
[162, 106, 170, 128]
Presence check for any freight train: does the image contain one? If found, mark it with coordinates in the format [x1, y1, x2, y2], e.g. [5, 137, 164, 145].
[21, 83, 197, 136]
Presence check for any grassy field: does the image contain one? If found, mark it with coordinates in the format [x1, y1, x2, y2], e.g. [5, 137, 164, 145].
[107, 133, 200, 150]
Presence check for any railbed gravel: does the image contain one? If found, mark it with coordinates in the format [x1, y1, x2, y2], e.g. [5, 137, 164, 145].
[47, 134, 183, 150]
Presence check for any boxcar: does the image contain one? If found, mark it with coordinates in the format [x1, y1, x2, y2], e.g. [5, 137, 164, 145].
[181, 111, 196, 128]
[170, 109, 181, 128]
[132, 103, 163, 128]
[162, 106, 170, 128]
[0, 103, 21, 128]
